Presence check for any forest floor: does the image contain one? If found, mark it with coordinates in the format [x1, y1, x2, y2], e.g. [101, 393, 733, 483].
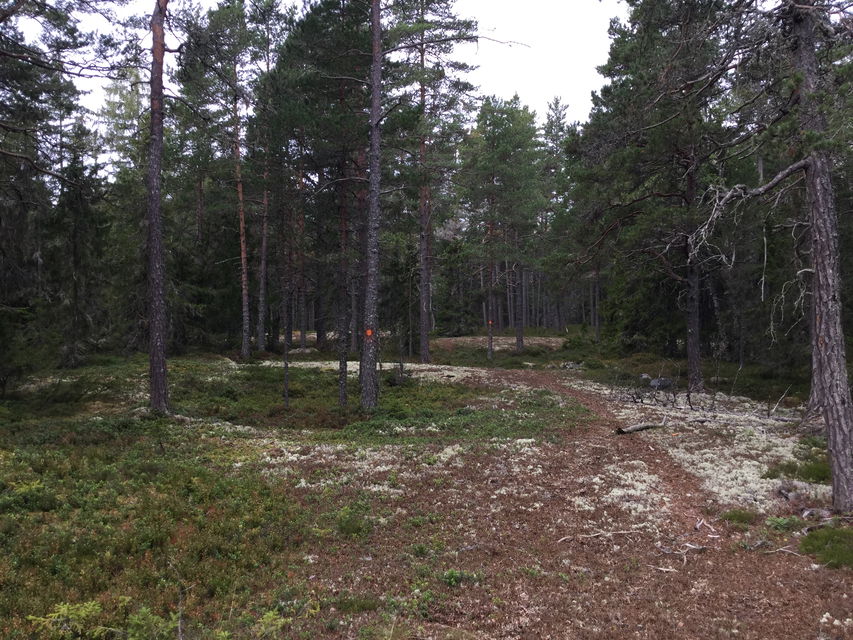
[1, 341, 852, 639]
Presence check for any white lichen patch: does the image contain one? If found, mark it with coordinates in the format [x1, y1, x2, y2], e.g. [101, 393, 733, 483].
[363, 482, 404, 496]
[252, 360, 540, 391]
[559, 373, 831, 510]
[435, 444, 465, 464]
[592, 460, 670, 523]
[571, 496, 596, 512]
[818, 613, 853, 640]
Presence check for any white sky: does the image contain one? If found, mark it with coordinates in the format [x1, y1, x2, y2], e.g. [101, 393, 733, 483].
[453, 0, 627, 123]
[74, 0, 627, 125]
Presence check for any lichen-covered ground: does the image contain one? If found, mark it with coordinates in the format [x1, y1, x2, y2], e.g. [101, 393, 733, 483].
[3, 352, 851, 639]
[259, 361, 851, 639]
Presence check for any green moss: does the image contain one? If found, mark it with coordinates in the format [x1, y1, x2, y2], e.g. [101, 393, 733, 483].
[441, 569, 482, 587]
[336, 500, 373, 538]
[797, 460, 831, 484]
[800, 527, 853, 568]
[765, 516, 805, 532]
[332, 593, 381, 614]
[720, 509, 759, 527]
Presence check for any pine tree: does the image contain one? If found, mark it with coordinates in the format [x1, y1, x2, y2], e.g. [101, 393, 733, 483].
[459, 96, 545, 356]
[146, 0, 170, 413]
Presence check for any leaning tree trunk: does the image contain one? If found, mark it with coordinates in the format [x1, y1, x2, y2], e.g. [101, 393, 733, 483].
[146, 0, 169, 414]
[233, 93, 251, 361]
[793, 0, 853, 511]
[360, 0, 382, 410]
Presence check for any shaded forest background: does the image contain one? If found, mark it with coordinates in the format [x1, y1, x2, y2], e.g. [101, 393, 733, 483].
[2, 0, 852, 395]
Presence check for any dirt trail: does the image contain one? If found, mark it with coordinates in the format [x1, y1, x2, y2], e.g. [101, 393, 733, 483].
[414, 367, 853, 640]
[264, 364, 852, 639]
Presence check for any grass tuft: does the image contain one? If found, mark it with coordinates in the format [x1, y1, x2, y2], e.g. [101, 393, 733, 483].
[720, 509, 759, 527]
[800, 527, 853, 568]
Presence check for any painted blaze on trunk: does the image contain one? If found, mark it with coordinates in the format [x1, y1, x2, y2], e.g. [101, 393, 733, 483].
[360, 0, 382, 410]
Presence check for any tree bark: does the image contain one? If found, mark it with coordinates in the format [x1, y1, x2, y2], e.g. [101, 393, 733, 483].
[505, 260, 513, 331]
[594, 267, 601, 343]
[360, 0, 382, 409]
[195, 174, 204, 243]
[685, 155, 704, 393]
[686, 248, 704, 394]
[256, 160, 270, 352]
[337, 156, 351, 408]
[792, 0, 853, 511]
[233, 93, 251, 360]
[146, 0, 169, 414]
[417, 4, 432, 364]
[514, 263, 524, 353]
[486, 215, 496, 361]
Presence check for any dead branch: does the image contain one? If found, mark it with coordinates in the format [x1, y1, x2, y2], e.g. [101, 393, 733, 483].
[0, 148, 71, 183]
[763, 546, 806, 557]
[572, 528, 648, 540]
[691, 158, 810, 257]
[616, 423, 665, 435]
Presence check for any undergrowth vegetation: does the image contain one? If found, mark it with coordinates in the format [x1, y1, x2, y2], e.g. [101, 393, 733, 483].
[763, 436, 831, 485]
[428, 327, 813, 404]
[0, 408, 306, 638]
[0, 352, 585, 637]
[800, 527, 853, 569]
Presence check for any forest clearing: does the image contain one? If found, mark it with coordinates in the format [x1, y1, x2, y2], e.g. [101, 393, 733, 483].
[2, 339, 851, 639]
[3, 0, 853, 637]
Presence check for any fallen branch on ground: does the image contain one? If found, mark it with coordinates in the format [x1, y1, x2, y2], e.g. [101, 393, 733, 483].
[558, 528, 648, 542]
[616, 423, 664, 435]
[647, 565, 678, 572]
[764, 546, 805, 557]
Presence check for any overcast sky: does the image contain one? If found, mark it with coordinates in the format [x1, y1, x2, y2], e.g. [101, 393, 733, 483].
[76, 0, 627, 125]
[453, 0, 627, 123]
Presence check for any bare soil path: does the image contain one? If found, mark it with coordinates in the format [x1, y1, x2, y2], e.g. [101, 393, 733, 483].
[268, 365, 852, 639]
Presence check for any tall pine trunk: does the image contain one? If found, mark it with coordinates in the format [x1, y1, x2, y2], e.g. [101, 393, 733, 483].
[514, 263, 524, 353]
[486, 216, 495, 361]
[146, 0, 169, 414]
[685, 160, 704, 394]
[793, 1, 853, 511]
[233, 93, 251, 360]
[360, 0, 382, 409]
[686, 242, 704, 394]
[256, 160, 270, 352]
[417, 6, 432, 364]
[418, 154, 432, 363]
[337, 156, 351, 408]
[195, 175, 204, 243]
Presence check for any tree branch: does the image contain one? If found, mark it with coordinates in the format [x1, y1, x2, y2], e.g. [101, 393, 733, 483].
[0, 148, 70, 182]
[0, 0, 26, 24]
[690, 157, 811, 255]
